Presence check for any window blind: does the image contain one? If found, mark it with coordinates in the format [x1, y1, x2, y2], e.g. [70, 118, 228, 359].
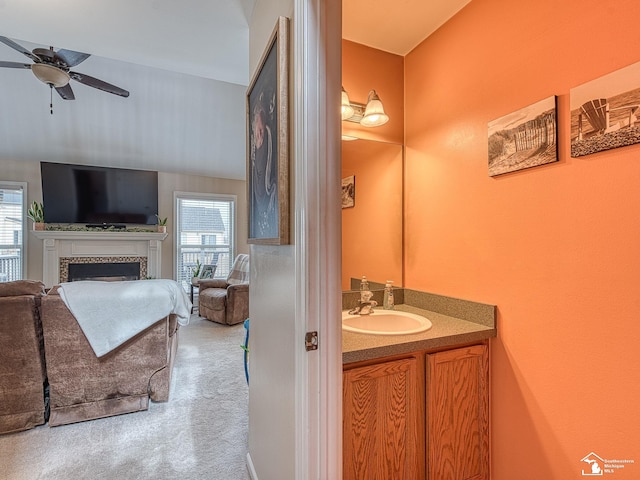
[176, 193, 235, 291]
[0, 182, 26, 282]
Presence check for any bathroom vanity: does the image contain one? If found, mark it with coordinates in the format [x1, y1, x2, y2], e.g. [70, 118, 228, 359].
[342, 290, 496, 480]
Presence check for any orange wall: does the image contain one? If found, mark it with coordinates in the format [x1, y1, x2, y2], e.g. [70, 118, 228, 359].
[342, 40, 404, 144]
[404, 0, 640, 478]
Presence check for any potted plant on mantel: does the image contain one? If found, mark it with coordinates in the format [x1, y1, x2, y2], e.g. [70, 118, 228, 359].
[27, 201, 45, 231]
[156, 214, 167, 233]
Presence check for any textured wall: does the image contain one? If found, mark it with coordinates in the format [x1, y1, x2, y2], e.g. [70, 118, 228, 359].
[9, 1, 640, 475]
[404, 0, 640, 477]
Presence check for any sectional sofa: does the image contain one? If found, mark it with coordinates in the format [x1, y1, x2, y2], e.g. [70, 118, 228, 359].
[0, 279, 185, 433]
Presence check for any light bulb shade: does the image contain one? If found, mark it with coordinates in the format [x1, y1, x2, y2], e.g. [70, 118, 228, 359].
[360, 90, 389, 127]
[341, 87, 355, 120]
[31, 63, 70, 88]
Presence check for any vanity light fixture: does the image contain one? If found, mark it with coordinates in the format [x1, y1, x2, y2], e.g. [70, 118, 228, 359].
[360, 90, 389, 127]
[341, 86, 355, 120]
[341, 88, 389, 127]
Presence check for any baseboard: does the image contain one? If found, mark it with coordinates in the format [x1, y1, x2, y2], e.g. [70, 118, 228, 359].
[246, 452, 258, 480]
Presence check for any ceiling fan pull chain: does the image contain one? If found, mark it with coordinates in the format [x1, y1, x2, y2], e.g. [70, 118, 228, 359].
[49, 84, 53, 115]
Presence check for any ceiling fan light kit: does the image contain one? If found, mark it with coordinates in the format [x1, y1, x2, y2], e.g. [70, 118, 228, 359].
[0, 35, 130, 113]
[31, 63, 70, 87]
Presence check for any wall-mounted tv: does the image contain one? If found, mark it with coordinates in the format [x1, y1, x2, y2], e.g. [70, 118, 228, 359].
[40, 162, 159, 226]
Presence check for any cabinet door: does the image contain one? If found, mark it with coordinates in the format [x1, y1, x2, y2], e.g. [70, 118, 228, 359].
[343, 357, 423, 480]
[427, 345, 489, 480]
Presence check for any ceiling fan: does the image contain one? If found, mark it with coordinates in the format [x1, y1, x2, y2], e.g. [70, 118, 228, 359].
[0, 35, 129, 113]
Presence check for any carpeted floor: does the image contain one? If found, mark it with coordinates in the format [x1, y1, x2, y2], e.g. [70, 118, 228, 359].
[0, 316, 250, 480]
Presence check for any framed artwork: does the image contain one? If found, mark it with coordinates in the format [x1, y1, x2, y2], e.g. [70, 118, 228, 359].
[488, 96, 558, 176]
[199, 264, 216, 279]
[570, 60, 640, 157]
[342, 175, 355, 208]
[247, 16, 290, 245]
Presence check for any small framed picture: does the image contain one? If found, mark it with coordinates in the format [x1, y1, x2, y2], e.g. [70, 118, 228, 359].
[342, 175, 355, 208]
[199, 264, 216, 279]
[488, 96, 558, 176]
[570, 60, 640, 157]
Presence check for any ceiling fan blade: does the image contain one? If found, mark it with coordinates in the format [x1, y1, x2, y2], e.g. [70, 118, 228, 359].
[0, 36, 40, 62]
[69, 71, 129, 97]
[0, 61, 32, 69]
[56, 49, 90, 67]
[55, 83, 75, 100]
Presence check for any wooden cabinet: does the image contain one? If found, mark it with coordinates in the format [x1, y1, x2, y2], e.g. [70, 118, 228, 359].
[343, 355, 425, 479]
[343, 344, 488, 480]
[427, 345, 489, 480]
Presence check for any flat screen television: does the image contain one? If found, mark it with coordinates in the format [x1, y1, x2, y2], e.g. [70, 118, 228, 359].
[40, 162, 159, 226]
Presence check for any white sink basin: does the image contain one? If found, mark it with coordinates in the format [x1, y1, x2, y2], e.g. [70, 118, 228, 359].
[342, 309, 432, 335]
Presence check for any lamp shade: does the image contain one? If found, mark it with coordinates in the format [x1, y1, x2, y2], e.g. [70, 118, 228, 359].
[31, 64, 70, 88]
[341, 86, 355, 120]
[360, 90, 389, 127]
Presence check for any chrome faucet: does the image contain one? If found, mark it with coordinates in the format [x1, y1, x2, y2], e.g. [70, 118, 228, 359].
[357, 301, 377, 315]
[348, 290, 378, 315]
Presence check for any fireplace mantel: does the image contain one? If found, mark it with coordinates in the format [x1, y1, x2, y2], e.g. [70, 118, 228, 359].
[32, 230, 167, 242]
[32, 230, 168, 287]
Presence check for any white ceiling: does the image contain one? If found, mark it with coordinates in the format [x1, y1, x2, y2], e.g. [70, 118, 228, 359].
[0, 0, 469, 180]
[343, 0, 471, 56]
[0, 0, 256, 84]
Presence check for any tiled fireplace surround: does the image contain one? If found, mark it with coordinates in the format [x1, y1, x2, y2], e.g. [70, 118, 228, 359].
[32, 230, 167, 288]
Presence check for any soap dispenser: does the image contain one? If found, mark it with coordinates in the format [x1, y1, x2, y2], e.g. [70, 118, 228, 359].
[383, 281, 394, 310]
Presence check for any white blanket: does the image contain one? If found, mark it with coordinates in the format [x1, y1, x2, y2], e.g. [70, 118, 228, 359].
[58, 279, 192, 358]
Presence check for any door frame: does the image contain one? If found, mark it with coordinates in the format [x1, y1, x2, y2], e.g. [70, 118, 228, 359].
[293, 0, 342, 478]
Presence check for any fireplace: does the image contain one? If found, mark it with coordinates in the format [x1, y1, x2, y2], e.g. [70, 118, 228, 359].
[67, 261, 142, 282]
[60, 256, 148, 283]
[32, 230, 166, 288]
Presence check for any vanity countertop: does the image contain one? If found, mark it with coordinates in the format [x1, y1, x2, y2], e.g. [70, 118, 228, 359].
[342, 290, 496, 364]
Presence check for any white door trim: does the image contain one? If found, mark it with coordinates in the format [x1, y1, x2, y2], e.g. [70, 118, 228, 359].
[293, 0, 342, 478]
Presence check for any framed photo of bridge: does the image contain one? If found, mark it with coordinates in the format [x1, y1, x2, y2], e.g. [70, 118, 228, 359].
[570, 60, 640, 157]
[246, 16, 290, 245]
[488, 96, 558, 177]
[341, 175, 355, 208]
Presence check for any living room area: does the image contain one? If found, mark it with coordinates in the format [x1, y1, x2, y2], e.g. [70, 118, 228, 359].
[0, 111, 254, 478]
[0, 115, 253, 478]
[0, 2, 255, 478]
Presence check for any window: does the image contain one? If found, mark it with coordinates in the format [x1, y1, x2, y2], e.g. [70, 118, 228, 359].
[175, 192, 236, 292]
[0, 182, 27, 282]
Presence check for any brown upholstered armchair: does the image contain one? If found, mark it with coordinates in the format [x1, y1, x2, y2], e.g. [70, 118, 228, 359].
[199, 254, 249, 325]
[0, 280, 47, 434]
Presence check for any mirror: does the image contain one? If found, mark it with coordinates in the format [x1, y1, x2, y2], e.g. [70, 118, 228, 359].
[341, 138, 403, 291]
